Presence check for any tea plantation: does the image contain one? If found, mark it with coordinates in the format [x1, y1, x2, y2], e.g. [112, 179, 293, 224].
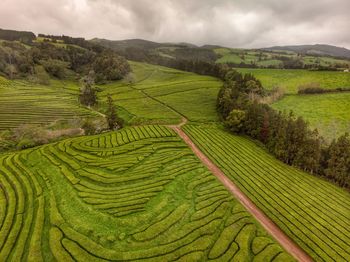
[183, 124, 350, 262]
[0, 125, 293, 261]
[0, 77, 97, 130]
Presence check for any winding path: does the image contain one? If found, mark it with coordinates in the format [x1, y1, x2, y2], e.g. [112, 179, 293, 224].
[170, 118, 313, 262]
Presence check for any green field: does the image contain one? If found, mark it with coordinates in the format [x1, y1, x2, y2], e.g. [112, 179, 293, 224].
[236, 68, 350, 94]
[0, 125, 293, 261]
[183, 124, 350, 262]
[215, 47, 350, 69]
[1, 59, 349, 260]
[272, 93, 350, 140]
[0, 76, 98, 130]
[98, 62, 222, 124]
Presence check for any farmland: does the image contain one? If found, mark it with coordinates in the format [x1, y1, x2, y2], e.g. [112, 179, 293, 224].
[98, 62, 222, 124]
[0, 76, 98, 130]
[215, 47, 350, 69]
[0, 56, 349, 260]
[236, 68, 350, 94]
[0, 125, 293, 261]
[183, 124, 350, 262]
[272, 93, 350, 140]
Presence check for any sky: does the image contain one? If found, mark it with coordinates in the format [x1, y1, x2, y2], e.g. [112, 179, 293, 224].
[0, 0, 349, 49]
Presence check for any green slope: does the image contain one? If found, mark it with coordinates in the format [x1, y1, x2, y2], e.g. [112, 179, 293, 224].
[183, 124, 350, 262]
[236, 68, 350, 94]
[98, 61, 222, 124]
[272, 93, 350, 140]
[0, 125, 293, 261]
[0, 76, 98, 130]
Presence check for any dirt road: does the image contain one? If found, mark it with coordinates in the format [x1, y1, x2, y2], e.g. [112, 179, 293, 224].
[170, 123, 313, 262]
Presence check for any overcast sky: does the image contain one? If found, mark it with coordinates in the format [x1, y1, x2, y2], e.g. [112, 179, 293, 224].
[0, 0, 349, 49]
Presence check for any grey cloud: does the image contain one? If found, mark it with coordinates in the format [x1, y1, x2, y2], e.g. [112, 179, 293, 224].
[0, 0, 349, 48]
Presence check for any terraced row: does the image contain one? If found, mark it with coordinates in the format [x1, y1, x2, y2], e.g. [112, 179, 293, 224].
[0, 81, 96, 130]
[183, 124, 350, 262]
[99, 62, 222, 124]
[0, 125, 294, 261]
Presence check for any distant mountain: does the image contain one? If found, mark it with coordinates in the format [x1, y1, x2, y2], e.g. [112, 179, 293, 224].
[90, 38, 195, 52]
[262, 44, 350, 59]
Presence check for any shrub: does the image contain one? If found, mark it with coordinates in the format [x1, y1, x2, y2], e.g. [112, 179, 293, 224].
[17, 138, 36, 149]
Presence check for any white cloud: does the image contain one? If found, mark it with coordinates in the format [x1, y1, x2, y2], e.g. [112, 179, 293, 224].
[0, 0, 349, 48]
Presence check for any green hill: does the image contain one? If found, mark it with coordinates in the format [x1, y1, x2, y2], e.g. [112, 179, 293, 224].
[98, 61, 222, 124]
[263, 44, 350, 59]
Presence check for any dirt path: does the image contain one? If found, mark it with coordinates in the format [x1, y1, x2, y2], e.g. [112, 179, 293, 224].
[170, 122, 313, 262]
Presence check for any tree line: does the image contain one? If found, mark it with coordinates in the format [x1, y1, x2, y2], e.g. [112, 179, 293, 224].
[0, 28, 36, 43]
[216, 69, 350, 189]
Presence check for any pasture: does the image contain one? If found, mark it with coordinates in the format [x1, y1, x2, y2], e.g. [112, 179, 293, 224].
[236, 68, 350, 94]
[272, 93, 350, 140]
[183, 124, 350, 262]
[0, 125, 293, 261]
[215, 47, 350, 69]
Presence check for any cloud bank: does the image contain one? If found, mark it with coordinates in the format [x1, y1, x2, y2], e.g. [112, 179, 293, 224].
[0, 0, 349, 48]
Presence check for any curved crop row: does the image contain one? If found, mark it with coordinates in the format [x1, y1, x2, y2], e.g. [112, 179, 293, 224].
[0, 125, 293, 261]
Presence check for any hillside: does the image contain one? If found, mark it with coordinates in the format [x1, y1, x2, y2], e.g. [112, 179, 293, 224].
[262, 44, 350, 59]
[92, 37, 350, 70]
[1, 28, 350, 261]
[184, 124, 350, 261]
[0, 125, 294, 261]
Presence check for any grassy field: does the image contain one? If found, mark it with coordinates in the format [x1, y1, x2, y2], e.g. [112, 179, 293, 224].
[98, 62, 222, 124]
[215, 47, 350, 69]
[183, 124, 350, 262]
[272, 93, 350, 140]
[0, 77, 98, 131]
[0, 125, 293, 261]
[236, 68, 350, 94]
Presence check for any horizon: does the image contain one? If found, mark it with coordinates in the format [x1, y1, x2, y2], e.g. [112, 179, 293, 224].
[2, 26, 350, 51]
[0, 0, 349, 49]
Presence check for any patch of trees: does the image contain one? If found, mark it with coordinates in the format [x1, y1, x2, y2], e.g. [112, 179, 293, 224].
[38, 34, 104, 52]
[217, 69, 350, 189]
[0, 28, 36, 43]
[172, 48, 218, 63]
[0, 41, 34, 78]
[92, 51, 131, 82]
[298, 83, 350, 94]
[0, 37, 130, 83]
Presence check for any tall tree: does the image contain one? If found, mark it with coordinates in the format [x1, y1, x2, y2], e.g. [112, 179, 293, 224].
[106, 95, 123, 130]
[79, 71, 97, 107]
[325, 134, 350, 187]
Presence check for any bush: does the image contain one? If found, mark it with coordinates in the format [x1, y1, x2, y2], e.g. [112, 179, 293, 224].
[225, 110, 246, 133]
[40, 59, 68, 79]
[16, 138, 36, 150]
[81, 119, 97, 135]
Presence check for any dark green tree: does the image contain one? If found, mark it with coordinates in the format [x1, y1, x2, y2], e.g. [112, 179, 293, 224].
[106, 95, 123, 130]
[325, 134, 350, 187]
[79, 71, 97, 107]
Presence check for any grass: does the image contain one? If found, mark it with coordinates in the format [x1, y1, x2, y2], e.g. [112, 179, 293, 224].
[0, 77, 98, 130]
[272, 93, 350, 140]
[236, 68, 350, 94]
[98, 61, 222, 124]
[215, 47, 350, 69]
[183, 124, 350, 262]
[0, 125, 293, 261]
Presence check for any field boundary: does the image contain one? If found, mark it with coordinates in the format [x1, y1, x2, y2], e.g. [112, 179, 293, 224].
[170, 121, 312, 262]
